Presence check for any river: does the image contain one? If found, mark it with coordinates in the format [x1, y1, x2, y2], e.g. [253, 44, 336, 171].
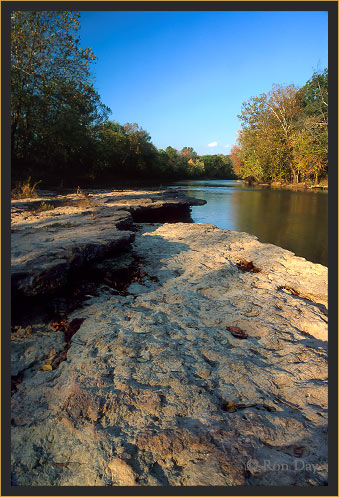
[168, 179, 328, 267]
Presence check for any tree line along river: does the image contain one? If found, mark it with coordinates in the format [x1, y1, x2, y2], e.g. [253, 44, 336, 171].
[168, 180, 328, 267]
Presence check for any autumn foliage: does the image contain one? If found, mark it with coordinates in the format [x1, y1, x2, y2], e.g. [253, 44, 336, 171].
[231, 71, 328, 184]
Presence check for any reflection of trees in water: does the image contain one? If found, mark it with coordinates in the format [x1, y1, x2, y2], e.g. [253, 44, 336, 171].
[229, 190, 327, 266]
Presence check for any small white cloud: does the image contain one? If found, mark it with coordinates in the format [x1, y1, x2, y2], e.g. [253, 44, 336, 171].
[225, 144, 231, 149]
[208, 141, 218, 147]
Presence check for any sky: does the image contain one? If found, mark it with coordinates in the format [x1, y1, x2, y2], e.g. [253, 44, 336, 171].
[79, 10, 328, 156]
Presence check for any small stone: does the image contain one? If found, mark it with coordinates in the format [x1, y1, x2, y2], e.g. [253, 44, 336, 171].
[107, 457, 137, 485]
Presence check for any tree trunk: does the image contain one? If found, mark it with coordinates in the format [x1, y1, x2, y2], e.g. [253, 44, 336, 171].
[291, 169, 299, 184]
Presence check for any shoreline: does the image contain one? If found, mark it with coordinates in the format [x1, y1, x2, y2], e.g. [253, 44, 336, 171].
[245, 181, 328, 191]
[11, 189, 328, 486]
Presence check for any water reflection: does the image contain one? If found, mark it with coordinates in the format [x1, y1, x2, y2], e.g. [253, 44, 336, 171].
[169, 180, 328, 266]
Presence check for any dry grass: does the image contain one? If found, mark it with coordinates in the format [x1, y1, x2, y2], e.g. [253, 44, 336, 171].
[11, 177, 41, 199]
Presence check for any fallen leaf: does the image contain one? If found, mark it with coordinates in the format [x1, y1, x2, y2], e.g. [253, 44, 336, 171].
[236, 260, 260, 273]
[39, 364, 53, 371]
[293, 446, 304, 458]
[222, 401, 238, 412]
[226, 326, 248, 339]
[51, 320, 67, 331]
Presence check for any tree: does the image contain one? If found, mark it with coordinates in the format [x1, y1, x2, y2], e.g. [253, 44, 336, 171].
[290, 69, 328, 183]
[11, 11, 109, 184]
[186, 157, 205, 177]
[236, 84, 304, 183]
[180, 146, 197, 158]
[230, 145, 243, 177]
[122, 123, 158, 176]
[291, 127, 327, 183]
[301, 69, 328, 126]
[235, 71, 329, 185]
[90, 121, 160, 181]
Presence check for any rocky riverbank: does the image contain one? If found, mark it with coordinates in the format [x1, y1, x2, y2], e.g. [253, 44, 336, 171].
[11, 189, 328, 487]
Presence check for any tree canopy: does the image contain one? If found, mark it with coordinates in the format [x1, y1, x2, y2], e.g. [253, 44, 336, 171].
[11, 11, 109, 184]
[231, 69, 328, 184]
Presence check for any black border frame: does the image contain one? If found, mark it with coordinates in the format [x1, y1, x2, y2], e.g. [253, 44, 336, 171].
[2, 2, 338, 496]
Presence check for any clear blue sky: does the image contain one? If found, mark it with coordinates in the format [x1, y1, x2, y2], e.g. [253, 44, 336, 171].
[79, 10, 328, 156]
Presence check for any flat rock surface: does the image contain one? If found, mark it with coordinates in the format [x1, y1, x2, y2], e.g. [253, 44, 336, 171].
[11, 189, 204, 296]
[11, 221, 328, 487]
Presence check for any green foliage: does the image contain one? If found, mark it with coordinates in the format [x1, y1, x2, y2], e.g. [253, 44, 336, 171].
[201, 155, 236, 179]
[301, 69, 328, 122]
[11, 11, 109, 186]
[91, 121, 159, 181]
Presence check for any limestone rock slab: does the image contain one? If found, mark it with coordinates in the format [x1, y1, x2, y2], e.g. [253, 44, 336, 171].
[11, 189, 203, 296]
[11, 221, 328, 487]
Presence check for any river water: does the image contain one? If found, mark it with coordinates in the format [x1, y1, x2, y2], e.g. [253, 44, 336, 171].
[168, 179, 328, 267]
